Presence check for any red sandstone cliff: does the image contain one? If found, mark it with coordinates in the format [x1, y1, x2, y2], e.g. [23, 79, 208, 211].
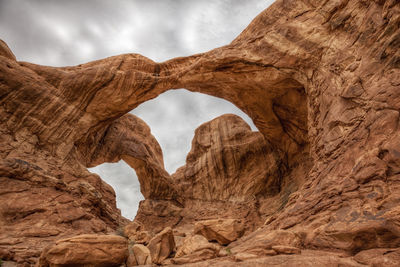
[1, 0, 400, 266]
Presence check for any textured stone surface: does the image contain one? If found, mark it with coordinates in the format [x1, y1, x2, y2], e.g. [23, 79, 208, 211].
[124, 221, 152, 245]
[0, 0, 400, 265]
[173, 114, 280, 201]
[133, 115, 275, 237]
[78, 113, 179, 201]
[173, 235, 220, 264]
[0, 39, 16, 60]
[130, 244, 152, 266]
[230, 229, 302, 257]
[0, 158, 125, 265]
[126, 253, 138, 267]
[185, 252, 365, 267]
[147, 227, 175, 264]
[233, 249, 277, 262]
[354, 248, 400, 266]
[37, 234, 128, 267]
[194, 219, 245, 245]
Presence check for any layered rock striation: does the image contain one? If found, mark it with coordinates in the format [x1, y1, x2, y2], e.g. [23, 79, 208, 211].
[173, 114, 281, 201]
[0, 0, 400, 266]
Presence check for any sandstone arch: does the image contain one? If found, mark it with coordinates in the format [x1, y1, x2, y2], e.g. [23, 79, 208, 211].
[1, 0, 400, 265]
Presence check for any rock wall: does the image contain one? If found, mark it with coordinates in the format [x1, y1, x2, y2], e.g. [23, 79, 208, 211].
[0, 0, 400, 266]
[173, 114, 282, 201]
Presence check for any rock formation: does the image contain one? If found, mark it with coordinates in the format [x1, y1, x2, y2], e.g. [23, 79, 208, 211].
[0, 0, 400, 266]
[37, 235, 128, 267]
[147, 227, 175, 264]
[173, 114, 281, 201]
[134, 115, 274, 235]
[128, 244, 152, 266]
[172, 235, 221, 265]
[193, 219, 245, 245]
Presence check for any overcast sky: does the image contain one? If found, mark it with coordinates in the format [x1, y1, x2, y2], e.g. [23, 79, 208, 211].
[0, 0, 273, 219]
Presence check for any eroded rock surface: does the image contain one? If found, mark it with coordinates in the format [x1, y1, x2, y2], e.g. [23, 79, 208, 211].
[124, 221, 152, 245]
[0, 158, 125, 265]
[134, 115, 276, 236]
[230, 229, 302, 257]
[1, 0, 400, 265]
[173, 114, 281, 200]
[37, 234, 128, 267]
[77, 113, 179, 200]
[129, 244, 152, 266]
[354, 248, 400, 267]
[194, 219, 245, 245]
[147, 227, 175, 264]
[172, 235, 221, 265]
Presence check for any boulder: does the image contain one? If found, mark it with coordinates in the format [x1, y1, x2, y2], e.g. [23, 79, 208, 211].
[172, 235, 220, 264]
[147, 227, 175, 264]
[354, 248, 400, 267]
[231, 229, 302, 256]
[194, 219, 244, 245]
[124, 221, 152, 245]
[128, 244, 152, 266]
[37, 234, 128, 267]
[172, 114, 279, 202]
[126, 253, 137, 267]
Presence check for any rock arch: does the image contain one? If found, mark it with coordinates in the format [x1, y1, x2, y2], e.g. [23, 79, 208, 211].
[1, 0, 400, 265]
[1, 2, 312, 216]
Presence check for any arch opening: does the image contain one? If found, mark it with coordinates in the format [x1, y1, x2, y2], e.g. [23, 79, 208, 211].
[89, 161, 143, 220]
[131, 89, 259, 174]
[85, 89, 262, 219]
[122, 81, 311, 233]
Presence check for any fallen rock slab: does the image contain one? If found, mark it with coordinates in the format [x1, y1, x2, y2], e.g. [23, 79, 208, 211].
[175, 234, 221, 257]
[354, 248, 400, 267]
[194, 219, 244, 245]
[147, 227, 175, 264]
[172, 235, 220, 264]
[272, 245, 301, 255]
[124, 221, 152, 245]
[172, 249, 218, 265]
[129, 244, 152, 266]
[37, 234, 128, 267]
[231, 229, 302, 255]
[233, 252, 259, 262]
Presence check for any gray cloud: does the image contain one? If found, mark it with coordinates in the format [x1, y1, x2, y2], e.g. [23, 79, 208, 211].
[0, 0, 274, 219]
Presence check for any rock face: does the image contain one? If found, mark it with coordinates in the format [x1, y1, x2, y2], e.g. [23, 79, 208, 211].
[124, 221, 151, 245]
[0, 158, 125, 265]
[271, 245, 301, 255]
[230, 229, 302, 257]
[0, 0, 400, 266]
[173, 114, 281, 200]
[173, 235, 221, 264]
[194, 219, 245, 245]
[129, 244, 152, 266]
[134, 115, 274, 236]
[354, 248, 400, 267]
[147, 227, 175, 264]
[37, 234, 128, 267]
[77, 113, 179, 201]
